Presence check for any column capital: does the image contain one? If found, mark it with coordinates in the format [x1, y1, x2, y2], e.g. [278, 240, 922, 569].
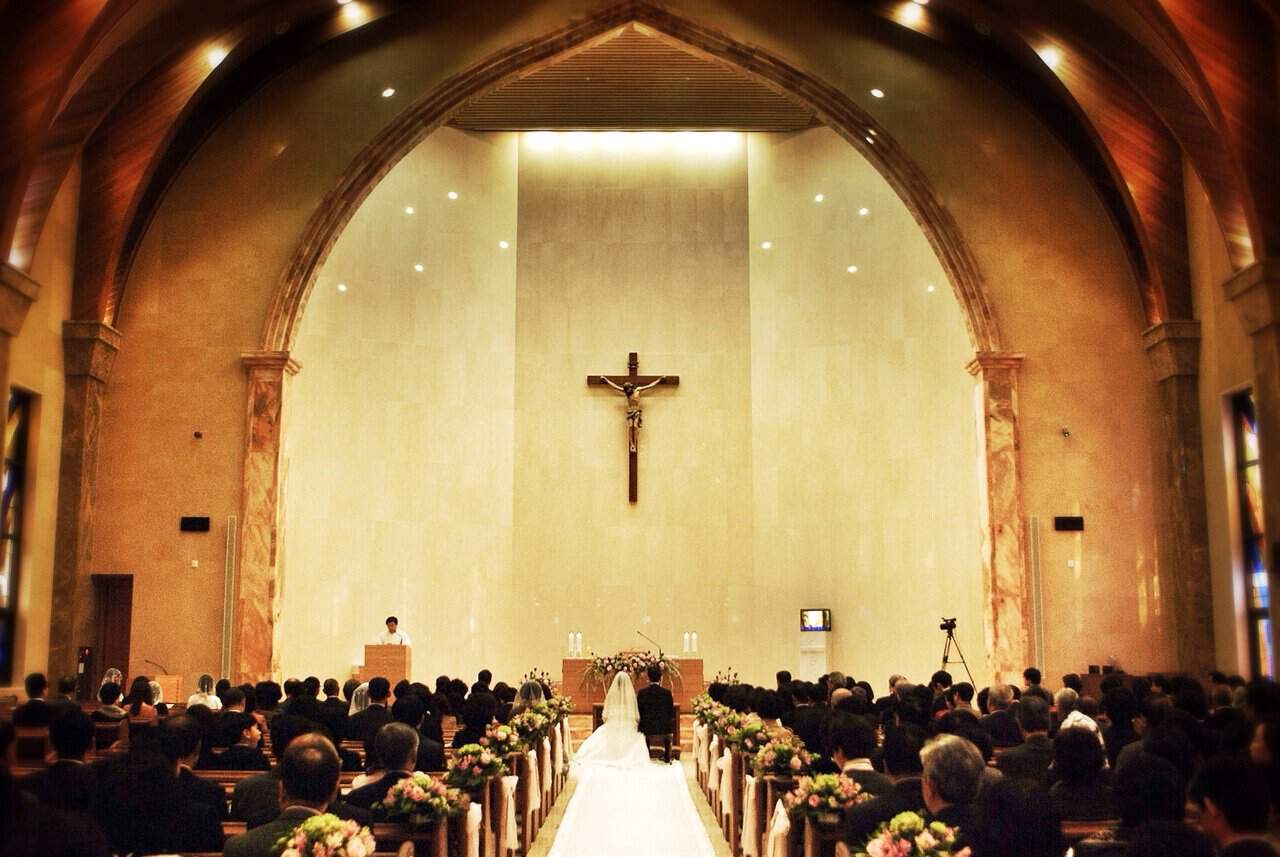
[0, 262, 40, 337]
[1225, 259, 1280, 335]
[966, 351, 1025, 376]
[62, 321, 122, 381]
[1142, 320, 1201, 381]
[241, 350, 300, 376]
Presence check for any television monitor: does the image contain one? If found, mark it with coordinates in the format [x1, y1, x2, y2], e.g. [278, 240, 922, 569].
[800, 608, 831, 632]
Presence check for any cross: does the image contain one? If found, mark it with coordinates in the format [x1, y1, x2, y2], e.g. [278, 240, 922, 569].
[588, 352, 679, 503]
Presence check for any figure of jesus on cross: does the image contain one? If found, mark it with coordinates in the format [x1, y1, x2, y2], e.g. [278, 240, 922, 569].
[588, 352, 679, 502]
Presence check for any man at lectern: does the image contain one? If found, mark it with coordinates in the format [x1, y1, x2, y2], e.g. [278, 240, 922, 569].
[377, 616, 411, 646]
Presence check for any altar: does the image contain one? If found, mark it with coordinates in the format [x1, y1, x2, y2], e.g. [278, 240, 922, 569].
[561, 657, 705, 714]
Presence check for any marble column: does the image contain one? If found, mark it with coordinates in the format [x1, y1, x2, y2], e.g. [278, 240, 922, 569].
[1225, 259, 1280, 667]
[47, 321, 122, 679]
[967, 351, 1030, 685]
[1142, 321, 1215, 673]
[232, 351, 299, 683]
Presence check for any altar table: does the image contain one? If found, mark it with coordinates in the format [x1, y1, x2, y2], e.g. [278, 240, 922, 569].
[561, 658, 704, 714]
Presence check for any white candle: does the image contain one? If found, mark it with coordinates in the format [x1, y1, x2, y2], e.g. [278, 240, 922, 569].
[568, 632, 574, 654]
[683, 631, 691, 653]
[691, 631, 698, 653]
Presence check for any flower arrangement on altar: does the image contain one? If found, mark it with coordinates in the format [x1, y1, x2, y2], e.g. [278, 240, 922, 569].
[509, 709, 552, 744]
[521, 668, 555, 689]
[445, 743, 508, 790]
[273, 813, 375, 857]
[479, 722, 525, 756]
[582, 650, 681, 688]
[784, 773, 872, 821]
[751, 731, 813, 777]
[854, 811, 971, 857]
[380, 772, 469, 823]
[723, 714, 771, 753]
[711, 668, 740, 685]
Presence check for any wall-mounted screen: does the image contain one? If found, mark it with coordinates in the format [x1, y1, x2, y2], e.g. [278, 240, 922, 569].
[800, 608, 831, 632]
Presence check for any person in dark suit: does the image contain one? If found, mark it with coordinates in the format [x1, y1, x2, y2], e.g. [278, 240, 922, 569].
[970, 777, 1063, 857]
[782, 683, 829, 757]
[348, 676, 394, 747]
[345, 723, 419, 811]
[91, 739, 224, 855]
[1190, 754, 1276, 856]
[230, 715, 370, 828]
[996, 696, 1054, 786]
[391, 696, 446, 772]
[17, 708, 97, 814]
[827, 713, 893, 797]
[12, 672, 52, 727]
[318, 678, 350, 738]
[1, 768, 110, 857]
[842, 725, 927, 848]
[224, 734, 345, 857]
[48, 675, 83, 717]
[637, 664, 675, 761]
[160, 713, 227, 819]
[1049, 726, 1114, 821]
[980, 684, 1022, 748]
[470, 669, 493, 696]
[215, 712, 271, 770]
[452, 692, 498, 749]
[920, 733, 986, 848]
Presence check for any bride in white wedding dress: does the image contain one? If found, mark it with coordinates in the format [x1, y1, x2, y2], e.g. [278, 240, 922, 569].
[547, 671, 715, 857]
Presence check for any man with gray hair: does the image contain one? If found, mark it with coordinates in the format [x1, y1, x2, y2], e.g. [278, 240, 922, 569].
[981, 683, 1022, 747]
[344, 722, 420, 810]
[920, 733, 985, 844]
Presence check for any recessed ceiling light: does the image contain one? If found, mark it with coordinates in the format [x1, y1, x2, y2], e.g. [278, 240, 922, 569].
[814, 193, 825, 203]
[761, 241, 773, 250]
[858, 207, 870, 217]
[865, 137, 875, 145]
[381, 87, 395, 98]
[340, 2, 366, 23]
[870, 88, 885, 98]
[447, 191, 458, 200]
[847, 265, 858, 273]
[337, 282, 348, 292]
[927, 284, 936, 293]
[898, 2, 925, 24]
[1037, 46, 1063, 70]
[869, 129, 878, 136]
[404, 205, 415, 215]
[498, 240, 510, 249]
[912, 0, 929, 4]
[337, 0, 352, 4]
[207, 47, 228, 68]
[414, 263, 424, 272]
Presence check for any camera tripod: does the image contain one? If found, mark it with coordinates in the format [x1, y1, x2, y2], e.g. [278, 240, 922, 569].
[940, 623, 976, 687]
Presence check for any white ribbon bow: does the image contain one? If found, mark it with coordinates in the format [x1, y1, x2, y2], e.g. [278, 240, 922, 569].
[526, 749, 541, 812]
[718, 747, 734, 818]
[765, 798, 791, 857]
[741, 774, 759, 857]
[466, 800, 482, 857]
[501, 775, 519, 851]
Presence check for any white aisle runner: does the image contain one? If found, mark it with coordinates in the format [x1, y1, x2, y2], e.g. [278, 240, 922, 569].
[547, 762, 718, 857]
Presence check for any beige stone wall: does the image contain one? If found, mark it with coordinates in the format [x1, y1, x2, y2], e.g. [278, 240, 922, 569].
[3, 163, 76, 692]
[85, 0, 1180, 691]
[1186, 161, 1256, 674]
[281, 128, 519, 680]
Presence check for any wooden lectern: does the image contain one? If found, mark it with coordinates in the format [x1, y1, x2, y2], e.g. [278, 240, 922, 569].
[361, 645, 412, 685]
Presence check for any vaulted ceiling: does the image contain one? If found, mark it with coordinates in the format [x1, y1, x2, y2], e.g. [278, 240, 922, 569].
[0, 0, 1276, 331]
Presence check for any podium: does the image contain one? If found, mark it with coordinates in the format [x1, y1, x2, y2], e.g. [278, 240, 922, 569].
[358, 645, 412, 685]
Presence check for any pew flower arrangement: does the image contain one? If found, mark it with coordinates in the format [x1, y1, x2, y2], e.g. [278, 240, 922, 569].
[751, 732, 813, 777]
[480, 722, 525, 756]
[723, 714, 771, 753]
[381, 772, 470, 824]
[510, 708, 552, 744]
[784, 773, 871, 822]
[708, 705, 744, 740]
[445, 743, 509, 790]
[273, 813, 375, 857]
[544, 694, 574, 719]
[690, 693, 715, 722]
[854, 811, 970, 857]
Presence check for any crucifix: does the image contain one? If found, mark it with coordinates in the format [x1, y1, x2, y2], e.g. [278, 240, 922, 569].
[588, 352, 680, 503]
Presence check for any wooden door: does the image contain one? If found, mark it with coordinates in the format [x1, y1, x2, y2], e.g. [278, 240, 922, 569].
[92, 574, 132, 692]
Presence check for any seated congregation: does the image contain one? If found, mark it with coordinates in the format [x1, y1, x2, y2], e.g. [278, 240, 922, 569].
[3, 663, 1280, 856]
[692, 667, 1280, 857]
[1, 667, 565, 856]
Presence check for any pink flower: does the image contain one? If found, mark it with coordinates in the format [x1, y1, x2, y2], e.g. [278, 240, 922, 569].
[808, 795, 820, 807]
[789, 756, 803, 770]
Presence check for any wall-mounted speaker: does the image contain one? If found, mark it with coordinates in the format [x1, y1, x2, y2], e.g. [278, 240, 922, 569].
[179, 516, 211, 532]
[1053, 516, 1084, 532]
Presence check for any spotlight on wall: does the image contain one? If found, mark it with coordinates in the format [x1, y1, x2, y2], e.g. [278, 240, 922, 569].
[404, 205, 415, 215]
[414, 263, 424, 272]
[1038, 46, 1063, 70]
[498, 240, 510, 249]
[1061, 427, 1071, 438]
[760, 241, 773, 250]
[858, 207, 870, 217]
[814, 193, 825, 203]
[447, 191, 459, 200]
[847, 265, 858, 273]
[206, 47, 228, 68]
[337, 282, 348, 292]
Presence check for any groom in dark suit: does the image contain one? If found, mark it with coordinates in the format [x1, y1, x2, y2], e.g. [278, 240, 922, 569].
[637, 664, 675, 762]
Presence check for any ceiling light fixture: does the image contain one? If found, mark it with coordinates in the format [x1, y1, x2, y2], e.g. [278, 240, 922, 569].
[414, 263, 424, 272]
[1037, 46, 1063, 70]
[847, 265, 859, 273]
[859, 207, 870, 216]
[761, 241, 773, 250]
[381, 87, 395, 98]
[499, 240, 510, 249]
[927, 284, 936, 293]
[337, 282, 348, 292]
[814, 193, 825, 203]
[898, 2, 925, 25]
[404, 205, 415, 215]
[870, 88, 885, 98]
[207, 47, 228, 68]
[447, 191, 458, 200]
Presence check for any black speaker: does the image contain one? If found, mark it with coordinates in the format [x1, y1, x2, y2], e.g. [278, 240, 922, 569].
[1053, 516, 1085, 532]
[179, 516, 211, 532]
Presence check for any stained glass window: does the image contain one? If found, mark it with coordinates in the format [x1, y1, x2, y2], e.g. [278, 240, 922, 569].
[0, 391, 29, 685]
[1233, 391, 1272, 678]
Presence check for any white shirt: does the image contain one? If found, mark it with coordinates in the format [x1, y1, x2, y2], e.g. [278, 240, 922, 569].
[186, 692, 222, 710]
[377, 629, 411, 646]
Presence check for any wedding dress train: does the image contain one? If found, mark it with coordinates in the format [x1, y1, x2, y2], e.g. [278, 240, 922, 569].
[548, 672, 715, 857]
